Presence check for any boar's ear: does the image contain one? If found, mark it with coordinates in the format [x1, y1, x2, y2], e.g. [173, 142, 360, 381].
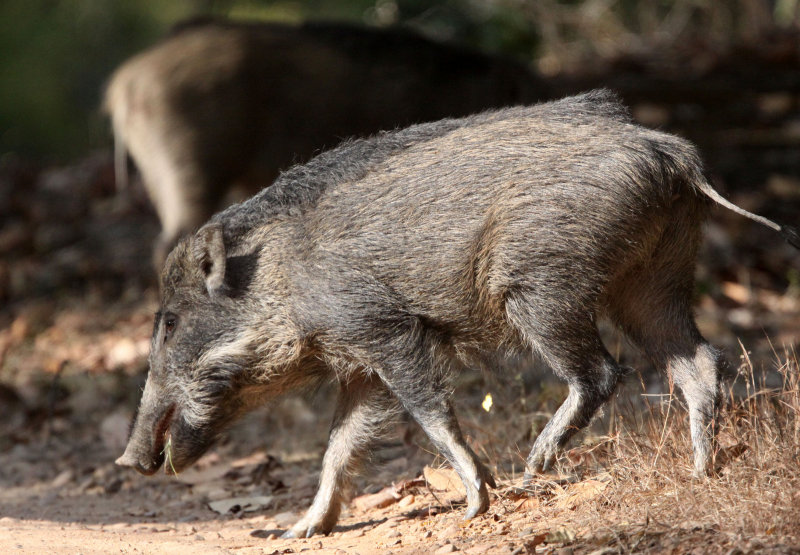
[193, 224, 226, 297]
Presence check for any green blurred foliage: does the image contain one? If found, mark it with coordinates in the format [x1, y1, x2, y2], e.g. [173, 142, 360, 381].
[0, 0, 198, 161]
[0, 0, 540, 161]
[219, 0, 540, 61]
[1, 0, 797, 161]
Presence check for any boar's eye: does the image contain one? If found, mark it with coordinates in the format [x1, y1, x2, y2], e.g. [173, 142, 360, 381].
[164, 314, 178, 342]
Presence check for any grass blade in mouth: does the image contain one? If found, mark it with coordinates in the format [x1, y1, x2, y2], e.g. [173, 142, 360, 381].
[152, 403, 176, 474]
[163, 433, 179, 476]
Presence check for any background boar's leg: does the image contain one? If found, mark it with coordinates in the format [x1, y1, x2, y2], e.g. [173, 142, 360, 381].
[138, 149, 217, 270]
[284, 375, 401, 538]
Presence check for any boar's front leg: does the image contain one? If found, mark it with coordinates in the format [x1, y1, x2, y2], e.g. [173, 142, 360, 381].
[407, 399, 495, 518]
[283, 374, 401, 539]
[370, 324, 496, 519]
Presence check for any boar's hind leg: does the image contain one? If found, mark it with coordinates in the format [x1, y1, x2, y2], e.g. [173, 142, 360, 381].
[608, 271, 721, 477]
[666, 340, 719, 477]
[283, 375, 401, 539]
[505, 290, 625, 484]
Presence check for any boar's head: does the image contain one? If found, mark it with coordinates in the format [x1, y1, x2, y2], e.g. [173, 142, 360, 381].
[117, 223, 268, 475]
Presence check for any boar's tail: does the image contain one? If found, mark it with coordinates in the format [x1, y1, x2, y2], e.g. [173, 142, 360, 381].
[113, 123, 128, 194]
[694, 177, 800, 249]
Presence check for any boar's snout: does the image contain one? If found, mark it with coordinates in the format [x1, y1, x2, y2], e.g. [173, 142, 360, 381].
[115, 403, 176, 475]
[115, 448, 164, 476]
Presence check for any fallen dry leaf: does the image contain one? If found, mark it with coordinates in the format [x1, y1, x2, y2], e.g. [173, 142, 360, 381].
[714, 442, 749, 471]
[354, 487, 402, 512]
[176, 463, 231, 485]
[353, 478, 424, 512]
[514, 497, 541, 512]
[527, 533, 548, 549]
[721, 281, 751, 304]
[554, 479, 608, 510]
[424, 466, 465, 494]
[482, 392, 493, 412]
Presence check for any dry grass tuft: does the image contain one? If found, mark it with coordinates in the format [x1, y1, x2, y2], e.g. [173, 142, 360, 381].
[463, 346, 800, 552]
[584, 347, 799, 549]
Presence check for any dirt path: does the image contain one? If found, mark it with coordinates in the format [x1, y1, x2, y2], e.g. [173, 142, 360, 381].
[0, 431, 602, 555]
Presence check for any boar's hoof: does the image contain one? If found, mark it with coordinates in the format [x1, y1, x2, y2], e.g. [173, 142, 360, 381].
[522, 449, 557, 486]
[304, 526, 317, 538]
[462, 478, 490, 520]
[521, 472, 535, 488]
[521, 462, 555, 488]
[463, 502, 489, 521]
[281, 525, 320, 539]
[521, 464, 555, 488]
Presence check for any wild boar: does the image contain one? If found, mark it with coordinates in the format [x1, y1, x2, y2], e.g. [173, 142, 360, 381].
[116, 91, 799, 537]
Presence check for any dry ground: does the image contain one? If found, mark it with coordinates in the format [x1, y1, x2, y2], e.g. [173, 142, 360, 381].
[1, 314, 799, 554]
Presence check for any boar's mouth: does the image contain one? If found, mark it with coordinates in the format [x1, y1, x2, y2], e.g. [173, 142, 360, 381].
[117, 402, 180, 475]
[149, 403, 176, 475]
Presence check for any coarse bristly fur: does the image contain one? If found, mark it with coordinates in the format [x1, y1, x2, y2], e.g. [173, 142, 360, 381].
[117, 90, 799, 539]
